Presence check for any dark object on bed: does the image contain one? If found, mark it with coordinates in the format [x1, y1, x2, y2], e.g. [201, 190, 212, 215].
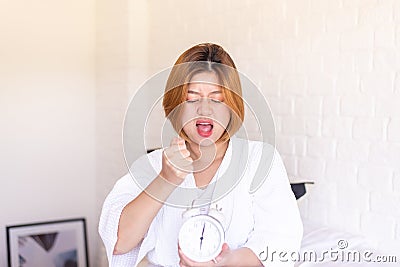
[291, 183, 306, 199]
[147, 148, 157, 154]
[290, 181, 314, 200]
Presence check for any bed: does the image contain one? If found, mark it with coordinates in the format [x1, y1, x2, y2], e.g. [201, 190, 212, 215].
[292, 183, 398, 267]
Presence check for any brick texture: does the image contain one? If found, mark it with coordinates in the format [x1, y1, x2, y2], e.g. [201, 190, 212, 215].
[101, 0, 400, 261]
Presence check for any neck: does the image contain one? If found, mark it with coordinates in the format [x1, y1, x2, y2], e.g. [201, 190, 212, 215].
[186, 139, 229, 163]
[187, 139, 229, 188]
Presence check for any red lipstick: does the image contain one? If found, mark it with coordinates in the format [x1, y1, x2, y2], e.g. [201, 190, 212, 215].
[196, 119, 213, 137]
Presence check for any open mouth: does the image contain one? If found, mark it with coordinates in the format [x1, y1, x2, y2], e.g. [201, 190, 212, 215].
[196, 119, 213, 137]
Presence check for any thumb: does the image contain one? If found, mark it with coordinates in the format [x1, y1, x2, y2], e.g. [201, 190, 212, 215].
[215, 243, 230, 262]
[221, 243, 230, 251]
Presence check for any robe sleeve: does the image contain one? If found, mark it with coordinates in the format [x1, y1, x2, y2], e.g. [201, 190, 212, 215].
[98, 151, 162, 267]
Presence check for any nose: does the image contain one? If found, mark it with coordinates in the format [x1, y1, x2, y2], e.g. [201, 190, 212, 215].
[196, 98, 213, 116]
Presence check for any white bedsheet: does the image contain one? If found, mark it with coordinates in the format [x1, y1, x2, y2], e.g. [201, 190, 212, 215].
[295, 219, 398, 266]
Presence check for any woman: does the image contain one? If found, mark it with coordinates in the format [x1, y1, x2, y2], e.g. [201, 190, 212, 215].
[99, 43, 303, 267]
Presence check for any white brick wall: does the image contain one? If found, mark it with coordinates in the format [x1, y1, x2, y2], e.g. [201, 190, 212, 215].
[394, 70, 400, 88]
[358, 164, 393, 192]
[369, 142, 400, 167]
[353, 118, 385, 141]
[376, 94, 400, 117]
[294, 96, 322, 116]
[92, 0, 400, 262]
[370, 191, 400, 218]
[298, 157, 325, 179]
[276, 136, 295, 155]
[340, 94, 375, 117]
[307, 137, 336, 158]
[361, 72, 394, 94]
[360, 212, 396, 244]
[281, 75, 307, 96]
[397, 222, 400, 240]
[282, 117, 306, 135]
[394, 172, 400, 192]
[336, 140, 369, 162]
[388, 119, 400, 142]
[281, 155, 297, 178]
[328, 182, 369, 233]
[294, 136, 307, 156]
[325, 160, 358, 184]
[322, 117, 353, 138]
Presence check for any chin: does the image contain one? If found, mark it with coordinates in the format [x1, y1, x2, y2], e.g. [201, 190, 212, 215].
[189, 132, 225, 147]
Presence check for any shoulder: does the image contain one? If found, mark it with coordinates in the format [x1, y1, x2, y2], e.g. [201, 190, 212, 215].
[231, 137, 275, 164]
[230, 137, 285, 193]
[129, 149, 163, 179]
[131, 148, 163, 170]
[109, 149, 164, 196]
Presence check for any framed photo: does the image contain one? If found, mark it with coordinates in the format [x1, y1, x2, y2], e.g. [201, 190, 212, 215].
[6, 218, 89, 267]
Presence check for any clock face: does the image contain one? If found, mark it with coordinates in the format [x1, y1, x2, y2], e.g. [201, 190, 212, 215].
[178, 214, 225, 262]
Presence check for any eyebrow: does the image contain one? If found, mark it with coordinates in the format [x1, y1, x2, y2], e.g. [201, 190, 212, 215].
[187, 90, 222, 96]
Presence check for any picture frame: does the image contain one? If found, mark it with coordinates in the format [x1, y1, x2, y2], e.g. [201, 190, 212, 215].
[6, 218, 89, 267]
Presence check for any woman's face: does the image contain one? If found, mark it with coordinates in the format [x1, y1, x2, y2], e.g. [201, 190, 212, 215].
[181, 72, 231, 146]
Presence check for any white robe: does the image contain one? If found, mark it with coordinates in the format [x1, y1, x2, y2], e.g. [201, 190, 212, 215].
[99, 137, 303, 266]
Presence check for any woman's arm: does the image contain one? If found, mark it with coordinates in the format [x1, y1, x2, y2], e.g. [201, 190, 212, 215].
[114, 175, 177, 254]
[114, 137, 193, 254]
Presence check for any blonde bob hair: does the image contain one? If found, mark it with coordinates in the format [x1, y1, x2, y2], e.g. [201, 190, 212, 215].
[162, 43, 244, 143]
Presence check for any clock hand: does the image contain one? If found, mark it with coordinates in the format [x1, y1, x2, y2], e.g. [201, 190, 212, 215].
[200, 222, 205, 250]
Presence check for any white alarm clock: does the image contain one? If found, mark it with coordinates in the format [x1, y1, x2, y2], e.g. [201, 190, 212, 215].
[178, 208, 225, 262]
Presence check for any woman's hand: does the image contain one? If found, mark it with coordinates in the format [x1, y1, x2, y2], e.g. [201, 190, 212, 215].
[178, 243, 231, 267]
[160, 137, 193, 186]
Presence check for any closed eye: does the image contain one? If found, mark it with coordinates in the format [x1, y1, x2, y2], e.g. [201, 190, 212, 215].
[187, 98, 222, 103]
[211, 99, 222, 103]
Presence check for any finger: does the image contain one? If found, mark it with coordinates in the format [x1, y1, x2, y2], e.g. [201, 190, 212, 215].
[170, 137, 180, 145]
[221, 243, 230, 251]
[215, 243, 230, 262]
[163, 146, 174, 158]
[168, 143, 187, 153]
[185, 156, 193, 163]
[178, 249, 190, 266]
[166, 145, 181, 155]
[176, 158, 194, 171]
[179, 148, 191, 158]
[167, 153, 193, 166]
[179, 250, 215, 267]
[169, 138, 184, 152]
[177, 138, 187, 150]
[178, 249, 195, 266]
[177, 143, 189, 158]
[171, 137, 185, 146]
[163, 147, 191, 163]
